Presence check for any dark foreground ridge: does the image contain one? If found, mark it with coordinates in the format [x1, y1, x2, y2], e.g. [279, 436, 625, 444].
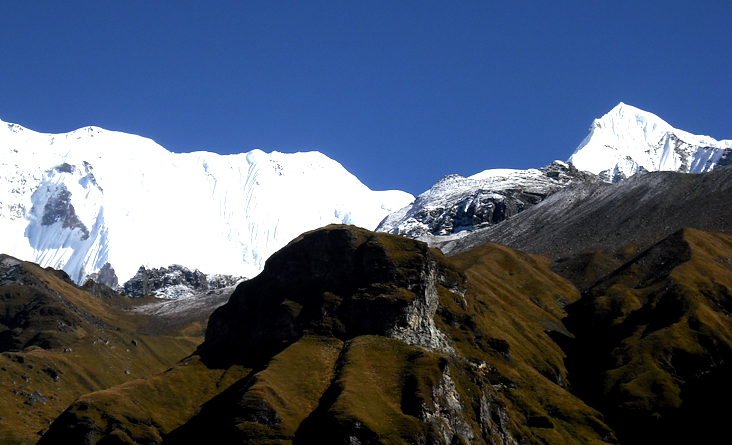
[20, 223, 732, 444]
[38, 225, 614, 444]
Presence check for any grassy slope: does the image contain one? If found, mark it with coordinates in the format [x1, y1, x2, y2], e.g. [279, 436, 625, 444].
[0, 332, 200, 445]
[37, 226, 623, 444]
[447, 243, 614, 445]
[0, 258, 206, 445]
[558, 228, 732, 444]
[296, 335, 442, 445]
[40, 356, 250, 444]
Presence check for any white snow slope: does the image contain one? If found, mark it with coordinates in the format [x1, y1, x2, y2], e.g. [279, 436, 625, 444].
[569, 102, 732, 182]
[0, 120, 413, 285]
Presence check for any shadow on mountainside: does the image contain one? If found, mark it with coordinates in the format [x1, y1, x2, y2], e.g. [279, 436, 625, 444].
[552, 228, 732, 444]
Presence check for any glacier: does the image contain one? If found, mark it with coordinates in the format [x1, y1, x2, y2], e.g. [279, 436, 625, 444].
[0, 120, 414, 285]
[569, 102, 732, 182]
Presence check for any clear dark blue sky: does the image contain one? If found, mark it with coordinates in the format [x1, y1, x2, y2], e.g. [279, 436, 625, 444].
[1, 1, 730, 195]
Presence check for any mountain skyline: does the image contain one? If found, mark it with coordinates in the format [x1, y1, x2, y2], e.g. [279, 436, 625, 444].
[1, 1, 730, 196]
[0, 118, 412, 284]
[1, 101, 730, 286]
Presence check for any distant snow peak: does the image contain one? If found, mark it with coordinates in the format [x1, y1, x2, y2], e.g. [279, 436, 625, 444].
[569, 102, 732, 182]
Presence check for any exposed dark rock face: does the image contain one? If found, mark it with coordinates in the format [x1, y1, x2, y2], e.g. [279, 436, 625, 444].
[38, 184, 89, 239]
[81, 277, 120, 299]
[378, 161, 595, 238]
[85, 262, 119, 290]
[122, 264, 243, 299]
[202, 225, 466, 364]
[717, 148, 732, 167]
[437, 165, 732, 260]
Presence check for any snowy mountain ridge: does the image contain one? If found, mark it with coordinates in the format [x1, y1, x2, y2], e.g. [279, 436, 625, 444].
[0, 119, 413, 286]
[569, 102, 732, 182]
[378, 102, 732, 239]
[377, 161, 594, 238]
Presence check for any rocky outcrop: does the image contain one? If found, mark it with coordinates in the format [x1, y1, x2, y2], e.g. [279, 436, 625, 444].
[122, 264, 243, 299]
[385, 257, 455, 354]
[84, 262, 119, 289]
[420, 366, 477, 444]
[202, 225, 466, 363]
[377, 161, 594, 238]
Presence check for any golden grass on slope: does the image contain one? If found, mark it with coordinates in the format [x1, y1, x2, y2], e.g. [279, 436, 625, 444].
[449, 243, 578, 374]
[56, 357, 249, 444]
[446, 242, 614, 445]
[0, 256, 215, 444]
[232, 335, 344, 441]
[313, 335, 441, 445]
[591, 229, 732, 410]
[0, 331, 201, 445]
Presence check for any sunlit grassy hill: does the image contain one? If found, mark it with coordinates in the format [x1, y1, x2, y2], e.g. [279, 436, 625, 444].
[0, 255, 206, 444]
[5, 224, 732, 444]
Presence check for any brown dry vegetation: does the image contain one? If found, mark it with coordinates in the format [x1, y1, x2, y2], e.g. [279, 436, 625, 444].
[0, 256, 206, 444]
[8, 224, 732, 444]
[556, 228, 732, 444]
[37, 226, 621, 444]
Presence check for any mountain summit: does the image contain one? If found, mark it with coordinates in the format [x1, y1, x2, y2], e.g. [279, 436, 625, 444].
[569, 102, 732, 182]
[0, 120, 413, 285]
[380, 103, 732, 240]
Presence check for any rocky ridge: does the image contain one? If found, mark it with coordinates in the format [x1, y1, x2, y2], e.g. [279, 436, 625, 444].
[377, 161, 595, 238]
[121, 264, 244, 299]
[379, 103, 731, 246]
[433, 165, 732, 260]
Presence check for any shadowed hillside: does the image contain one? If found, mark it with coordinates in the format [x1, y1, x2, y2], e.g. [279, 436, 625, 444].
[39, 225, 613, 445]
[553, 228, 732, 444]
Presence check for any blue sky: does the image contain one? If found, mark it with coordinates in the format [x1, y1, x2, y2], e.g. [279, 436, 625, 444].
[1, 1, 730, 195]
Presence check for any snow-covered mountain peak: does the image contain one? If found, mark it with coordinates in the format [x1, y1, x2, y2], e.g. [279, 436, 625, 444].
[569, 103, 732, 182]
[0, 119, 414, 286]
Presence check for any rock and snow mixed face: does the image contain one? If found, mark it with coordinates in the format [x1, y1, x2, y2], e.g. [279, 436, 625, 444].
[377, 161, 594, 238]
[379, 103, 731, 241]
[0, 120, 414, 286]
[122, 264, 243, 300]
[569, 102, 732, 182]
